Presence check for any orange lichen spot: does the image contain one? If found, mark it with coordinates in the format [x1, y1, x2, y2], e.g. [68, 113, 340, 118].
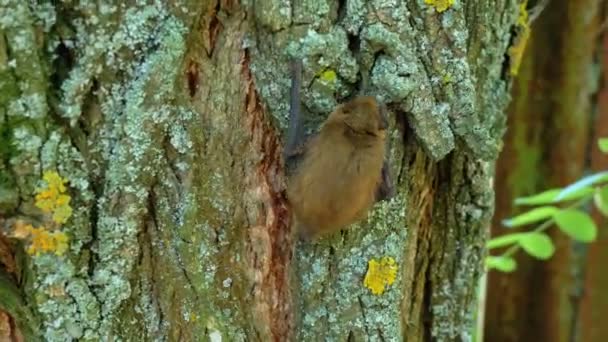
[26, 227, 69, 256]
[508, 2, 531, 76]
[363, 256, 398, 295]
[424, 0, 455, 13]
[35, 171, 73, 224]
[11, 171, 73, 257]
[27, 227, 54, 255]
[13, 222, 69, 257]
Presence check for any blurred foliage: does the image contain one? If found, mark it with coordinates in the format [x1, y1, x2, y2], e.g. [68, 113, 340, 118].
[486, 138, 608, 272]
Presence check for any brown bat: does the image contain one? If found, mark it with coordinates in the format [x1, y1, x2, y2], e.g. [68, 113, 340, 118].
[284, 59, 393, 241]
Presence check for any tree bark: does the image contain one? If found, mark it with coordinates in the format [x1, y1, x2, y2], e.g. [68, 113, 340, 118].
[485, 0, 605, 341]
[0, 1, 518, 340]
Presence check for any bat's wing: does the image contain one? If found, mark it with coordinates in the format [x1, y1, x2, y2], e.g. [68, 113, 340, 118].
[284, 133, 315, 177]
[283, 58, 314, 176]
[375, 161, 394, 202]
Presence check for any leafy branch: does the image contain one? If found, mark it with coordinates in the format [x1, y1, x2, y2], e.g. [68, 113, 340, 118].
[486, 138, 608, 272]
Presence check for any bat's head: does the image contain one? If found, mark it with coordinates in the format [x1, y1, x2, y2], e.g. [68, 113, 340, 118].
[335, 96, 388, 137]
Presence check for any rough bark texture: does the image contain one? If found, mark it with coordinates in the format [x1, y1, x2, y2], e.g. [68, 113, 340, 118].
[0, 1, 518, 340]
[485, 0, 605, 341]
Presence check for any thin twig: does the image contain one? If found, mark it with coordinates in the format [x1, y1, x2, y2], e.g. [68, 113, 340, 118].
[528, 0, 551, 24]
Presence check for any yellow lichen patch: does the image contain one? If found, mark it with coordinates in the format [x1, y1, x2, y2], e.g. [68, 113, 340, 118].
[508, 2, 531, 76]
[53, 231, 69, 256]
[35, 171, 73, 224]
[27, 227, 53, 255]
[319, 69, 337, 84]
[363, 256, 398, 295]
[51, 195, 73, 224]
[441, 72, 453, 85]
[11, 171, 73, 257]
[12, 222, 70, 257]
[424, 0, 455, 13]
[515, 1, 529, 26]
[26, 227, 70, 256]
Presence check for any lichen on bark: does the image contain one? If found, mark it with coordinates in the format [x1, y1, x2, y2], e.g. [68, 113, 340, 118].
[1, 1, 203, 340]
[0, 0, 519, 340]
[249, 0, 516, 340]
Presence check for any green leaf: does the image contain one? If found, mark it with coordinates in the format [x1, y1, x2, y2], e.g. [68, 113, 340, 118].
[556, 171, 608, 201]
[554, 209, 597, 242]
[518, 232, 555, 260]
[486, 256, 517, 272]
[594, 186, 608, 217]
[598, 138, 608, 153]
[502, 206, 559, 228]
[487, 233, 525, 249]
[515, 187, 594, 206]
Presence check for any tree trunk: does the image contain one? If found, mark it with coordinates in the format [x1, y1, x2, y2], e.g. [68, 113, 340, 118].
[484, 0, 605, 341]
[577, 29, 608, 342]
[0, 1, 518, 340]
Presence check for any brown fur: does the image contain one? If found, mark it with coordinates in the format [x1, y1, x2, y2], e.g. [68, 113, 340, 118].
[286, 96, 387, 240]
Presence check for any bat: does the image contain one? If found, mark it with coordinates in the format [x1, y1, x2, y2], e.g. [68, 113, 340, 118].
[284, 59, 394, 240]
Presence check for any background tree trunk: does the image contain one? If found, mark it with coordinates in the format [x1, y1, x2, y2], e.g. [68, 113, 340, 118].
[484, 0, 606, 341]
[577, 28, 608, 342]
[0, 1, 519, 340]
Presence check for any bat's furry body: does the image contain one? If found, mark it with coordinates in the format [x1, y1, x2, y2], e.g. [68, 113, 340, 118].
[286, 96, 387, 240]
